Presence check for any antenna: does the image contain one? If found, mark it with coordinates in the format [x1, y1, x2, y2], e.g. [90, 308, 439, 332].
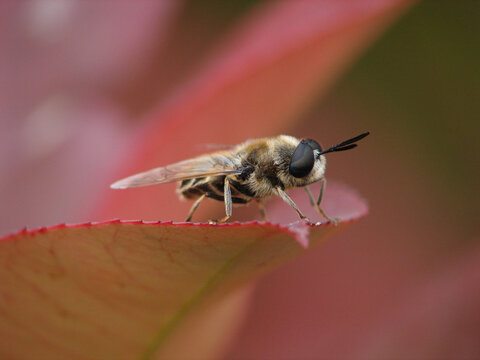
[319, 131, 370, 155]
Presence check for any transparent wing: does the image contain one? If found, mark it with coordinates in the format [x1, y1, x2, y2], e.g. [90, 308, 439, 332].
[110, 155, 242, 189]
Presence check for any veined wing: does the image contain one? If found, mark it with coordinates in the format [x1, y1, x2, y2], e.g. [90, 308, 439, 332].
[110, 155, 242, 189]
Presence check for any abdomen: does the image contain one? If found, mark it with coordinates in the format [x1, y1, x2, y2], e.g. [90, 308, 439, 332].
[177, 175, 255, 204]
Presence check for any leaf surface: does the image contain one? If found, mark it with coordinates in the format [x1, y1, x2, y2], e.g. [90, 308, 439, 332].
[0, 184, 366, 360]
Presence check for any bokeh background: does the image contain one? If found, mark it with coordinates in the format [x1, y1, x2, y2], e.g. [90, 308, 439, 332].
[1, 0, 479, 359]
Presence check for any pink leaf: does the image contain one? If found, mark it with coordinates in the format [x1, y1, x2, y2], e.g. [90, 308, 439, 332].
[0, 185, 366, 360]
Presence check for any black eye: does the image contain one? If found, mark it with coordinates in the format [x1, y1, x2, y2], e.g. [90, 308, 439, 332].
[303, 139, 322, 152]
[289, 140, 315, 178]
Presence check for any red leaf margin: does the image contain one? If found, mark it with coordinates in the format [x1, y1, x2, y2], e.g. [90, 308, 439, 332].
[0, 209, 365, 250]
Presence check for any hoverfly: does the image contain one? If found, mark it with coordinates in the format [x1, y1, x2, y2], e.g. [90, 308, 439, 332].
[110, 132, 369, 224]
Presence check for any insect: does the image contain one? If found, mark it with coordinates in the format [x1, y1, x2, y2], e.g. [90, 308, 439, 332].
[110, 132, 370, 224]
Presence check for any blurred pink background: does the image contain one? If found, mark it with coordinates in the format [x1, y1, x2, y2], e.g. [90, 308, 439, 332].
[1, 1, 479, 359]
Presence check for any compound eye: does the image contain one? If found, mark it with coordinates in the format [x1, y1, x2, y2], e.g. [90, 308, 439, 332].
[303, 139, 322, 152]
[289, 140, 315, 178]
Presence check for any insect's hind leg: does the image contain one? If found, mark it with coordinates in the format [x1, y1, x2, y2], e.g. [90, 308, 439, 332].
[185, 194, 206, 222]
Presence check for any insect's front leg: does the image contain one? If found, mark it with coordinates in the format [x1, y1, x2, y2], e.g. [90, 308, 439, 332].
[305, 180, 339, 225]
[276, 186, 309, 222]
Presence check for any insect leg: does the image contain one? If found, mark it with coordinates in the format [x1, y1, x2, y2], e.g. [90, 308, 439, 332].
[216, 177, 232, 223]
[185, 194, 206, 222]
[305, 185, 316, 207]
[256, 200, 267, 221]
[316, 179, 339, 225]
[305, 181, 339, 225]
[276, 187, 309, 221]
[316, 178, 325, 207]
